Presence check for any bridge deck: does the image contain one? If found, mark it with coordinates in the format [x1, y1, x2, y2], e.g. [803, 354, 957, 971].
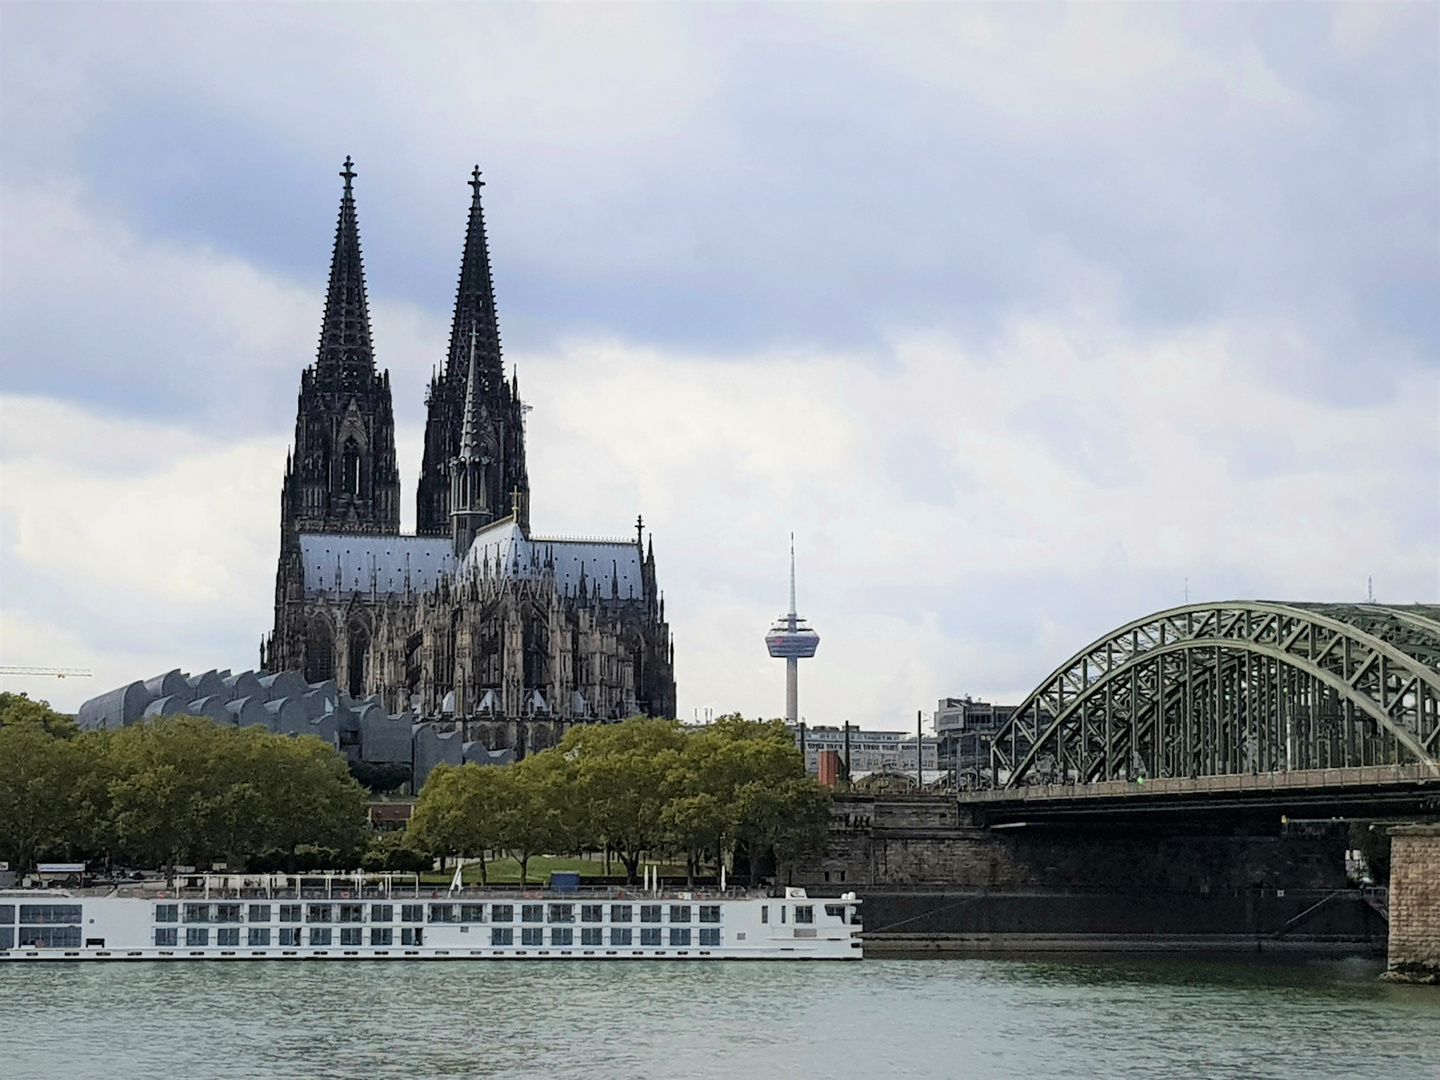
[957, 764, 1440, 820]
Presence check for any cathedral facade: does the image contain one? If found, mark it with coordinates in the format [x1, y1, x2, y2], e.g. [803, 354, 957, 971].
[262, 159, 676, 739]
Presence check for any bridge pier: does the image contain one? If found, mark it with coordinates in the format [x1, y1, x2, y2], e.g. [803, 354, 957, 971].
[1385, 824, 1440, 984]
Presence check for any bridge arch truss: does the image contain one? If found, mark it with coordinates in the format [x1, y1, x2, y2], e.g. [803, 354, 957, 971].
[989, 603, 1440, 788]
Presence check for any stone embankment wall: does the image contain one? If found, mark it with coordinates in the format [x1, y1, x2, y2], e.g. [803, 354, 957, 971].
[786, 795, 1384, 953]
[1385, 824, 1440, 984]
[796, 795, 1349, 894]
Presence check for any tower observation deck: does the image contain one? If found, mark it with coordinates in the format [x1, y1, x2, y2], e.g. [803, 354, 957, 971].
[765, 536, 820, 723]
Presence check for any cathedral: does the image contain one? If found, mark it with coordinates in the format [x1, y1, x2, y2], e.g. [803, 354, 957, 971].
[261, 158, 676, 739]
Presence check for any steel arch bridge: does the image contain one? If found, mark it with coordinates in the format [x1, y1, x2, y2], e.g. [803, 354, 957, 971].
[987, 602, 1440, 789]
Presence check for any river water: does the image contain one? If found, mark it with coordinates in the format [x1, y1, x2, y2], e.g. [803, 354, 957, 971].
[3, 956, 1437, 1079]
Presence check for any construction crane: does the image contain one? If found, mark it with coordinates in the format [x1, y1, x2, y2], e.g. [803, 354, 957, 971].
[0, 666, 92, 678]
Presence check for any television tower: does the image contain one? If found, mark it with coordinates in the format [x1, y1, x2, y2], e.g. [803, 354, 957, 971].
[765, 535, 820, 723]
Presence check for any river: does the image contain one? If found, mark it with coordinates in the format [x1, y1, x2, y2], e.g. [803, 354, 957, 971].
[3, 956, 1437, 1079]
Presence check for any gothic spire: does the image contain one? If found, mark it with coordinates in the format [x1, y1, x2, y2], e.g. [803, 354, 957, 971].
[315, 156, 375, 386]
[446, 165, 503, 384]
[458, 326, 482, 459]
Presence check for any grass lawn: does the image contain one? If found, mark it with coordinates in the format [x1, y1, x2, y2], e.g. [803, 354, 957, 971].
[421, 854, 690, 886]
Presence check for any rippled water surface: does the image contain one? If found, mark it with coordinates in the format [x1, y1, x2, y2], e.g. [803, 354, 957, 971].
[3, 956, 1438, 1079]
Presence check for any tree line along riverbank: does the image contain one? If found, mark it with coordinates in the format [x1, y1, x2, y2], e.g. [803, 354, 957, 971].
[0, 692, 828, 885]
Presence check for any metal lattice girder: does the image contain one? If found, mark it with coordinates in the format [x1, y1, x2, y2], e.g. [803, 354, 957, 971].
[989, 603, 1440, 788]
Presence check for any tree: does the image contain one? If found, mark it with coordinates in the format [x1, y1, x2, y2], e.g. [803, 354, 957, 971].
[496, 752, 583, 888]
[0, 692, 79, 737]
[0, 721, 107, 872]
[104, 717, 368, 869]
[409, 762, 511, 883]
[561, 717, 685, 882]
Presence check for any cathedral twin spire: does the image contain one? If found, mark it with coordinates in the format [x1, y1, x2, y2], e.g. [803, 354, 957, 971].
[447, 167, 505, 389]
[280, 157, 400, 535]
[314, 156, 376, 389]
[293, 156, 529, 544]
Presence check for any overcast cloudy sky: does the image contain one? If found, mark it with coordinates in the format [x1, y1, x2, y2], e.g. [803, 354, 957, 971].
[2, 3, 1436, 725]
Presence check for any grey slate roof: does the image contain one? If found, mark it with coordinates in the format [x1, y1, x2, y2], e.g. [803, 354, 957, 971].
[462, 519, 644, 599]
[298, 534, 456, 597]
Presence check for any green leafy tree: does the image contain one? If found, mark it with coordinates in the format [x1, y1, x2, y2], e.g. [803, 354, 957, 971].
[560, 717, 684, 882]
[409, 762, 512, 883]
[105, 717, 367, 869]
[0, 721, 108, 872]
[497, 752, 586, 887]
[0, 692, 78, 737]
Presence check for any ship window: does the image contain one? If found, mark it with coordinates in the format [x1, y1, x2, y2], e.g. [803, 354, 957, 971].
[185, 928, 209, 947]
[610, 905, 632, 923]
[521, 904, 543, 923]
[610, 928, 632, 946]
[248, 905, 271, 923]
[278, 904, 302, 923]
[401, 905, 424, 923]
[339, 904, 364, 923]
[215, 904, 241, 923]
[340, 928, 363, 946]
[310, 928, 332, 946]
[21, 926, 80, 948]
[521, 928, 543, 946]
[490, 905, 513, 923]
[307, 905, 333, 923]
[761, 906, 768, 924]
[490, 927, 513, 946]
[248, 928, 271, 947]
[154, 928, 177, 947]
[699, 928, 721, 947]
[182, 904, 209, 924]
[581, 905, 604, 923]
[699, 905, 721, 923]
[154, 905, 178, 923]
[640, 905, 661, 923]
[429, 905, 457, 923]
[669, 928, 691, 946]
[20, 904, 83, 925]
[0, 905, 14, 923]
[548, 904, 574, 924]
[279, 928, 300, 947]
[781, 906, 787, 924]
[640, 928, 661, 946]
[217, 928, 240, 947]
[794, 905, 814, 924]
[825, 905, 845, 918]
[460, 904, 485, 923]
[371, 927, 393, 946]
[581, 928, 603, 946]
[551, 928, 573, 946]
[669, 905, 691, 923]
[371, 904, 393, 923]
[401, 928, 422, 946]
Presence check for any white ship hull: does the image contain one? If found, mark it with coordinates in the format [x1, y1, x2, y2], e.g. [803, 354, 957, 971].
[1, 882, 862, 962]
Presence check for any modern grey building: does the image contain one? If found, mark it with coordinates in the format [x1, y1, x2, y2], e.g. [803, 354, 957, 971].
[934, 696, 1017, 788]
[75, 667, 512, 789]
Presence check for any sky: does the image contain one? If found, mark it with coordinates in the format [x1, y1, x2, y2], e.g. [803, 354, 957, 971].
[1, 2, 1436, 726]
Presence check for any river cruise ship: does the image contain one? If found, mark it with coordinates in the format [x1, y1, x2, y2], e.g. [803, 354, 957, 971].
[0, 873, 862, 961]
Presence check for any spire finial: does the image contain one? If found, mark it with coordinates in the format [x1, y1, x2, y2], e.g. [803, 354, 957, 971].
[341, 156, 356, 189]
[469, 165, 484, 193]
